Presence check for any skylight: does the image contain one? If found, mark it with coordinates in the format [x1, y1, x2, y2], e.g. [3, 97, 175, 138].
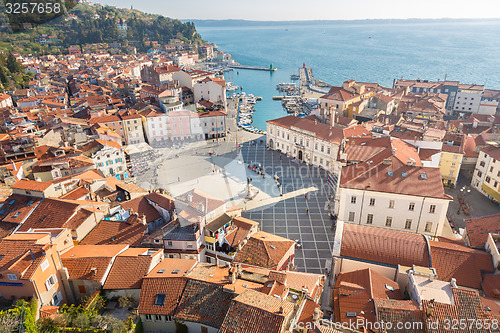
[385, 284, 395, 291]
[155, 293, 166, 306]
[402, 172, 407, 177]
[171, 269, 180, 274]
[387, 171, 393, 176]
[421, 173, 427, 179]
[157, 269, 165, 273]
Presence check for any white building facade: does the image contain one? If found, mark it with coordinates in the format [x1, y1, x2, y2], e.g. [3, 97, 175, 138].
[471, 146, 500, 204]
[336, 187, 450, 236]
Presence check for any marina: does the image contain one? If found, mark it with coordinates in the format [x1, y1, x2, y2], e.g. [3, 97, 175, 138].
[233, 92, 266, 135]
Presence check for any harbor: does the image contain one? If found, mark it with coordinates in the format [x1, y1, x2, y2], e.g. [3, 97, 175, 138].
[233, 92, 266, 135]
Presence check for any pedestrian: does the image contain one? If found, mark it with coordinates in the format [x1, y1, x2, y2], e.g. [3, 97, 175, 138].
[306, 208, 309, 214]
[304, 193, 307, 200]
[178, 177, 180, 182]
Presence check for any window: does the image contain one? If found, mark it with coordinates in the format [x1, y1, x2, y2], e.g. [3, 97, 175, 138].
[321, 145, 324, 152]
[477, 171, 482, 177]
[486, 176, 491, 183]
[425, 222, 432, 233]
[490, 166, 494, 172]
[41, 260, 49, 272]
[155, 294, 166, 306]
[166, 241, 172, 247]
[155, 315, 162, 321]
[348, 212, 355, 222]
[480, 161, 485, 167]
[7, 274, 17, 280]
[449, 170, 454, 176]
[405, 219, 412, 230]
[385, 217, 392, 227]
[451, 162, 455, 167]
[327, 147, 331, 154]
[366, 214, 373, 224]
[494, 181, 498, 188]
[187, 244, 193, 249]
[389, 200, 395, 209]
[145, 314, 152, 321]
[429, 205, 436, 214]
[351, 196, 356, 205]
[45, 274, 57, 290]
[369, 198, 375, 206]
[409, 203, 415, 211]
[51, 291, 62, 306]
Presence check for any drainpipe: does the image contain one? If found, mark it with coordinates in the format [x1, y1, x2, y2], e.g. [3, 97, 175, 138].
[358, 187, 367, 225]
[416, 197, 425, 233]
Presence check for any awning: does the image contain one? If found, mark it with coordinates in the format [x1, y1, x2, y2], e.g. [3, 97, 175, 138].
[481, 183, 500, 202]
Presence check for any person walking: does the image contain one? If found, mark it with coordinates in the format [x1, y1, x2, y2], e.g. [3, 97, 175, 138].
[304, 193, 307, 200]
[306, 208, 309, 214]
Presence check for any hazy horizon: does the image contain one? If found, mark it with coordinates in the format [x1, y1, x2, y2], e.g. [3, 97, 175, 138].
[96, 0, 500, 21]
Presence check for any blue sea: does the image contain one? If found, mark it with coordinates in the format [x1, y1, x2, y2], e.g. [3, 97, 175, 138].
[195, 20, 500, 130]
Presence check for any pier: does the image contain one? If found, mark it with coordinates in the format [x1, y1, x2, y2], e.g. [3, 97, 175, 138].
[299, 67, 331, 95]
[228, 64, 277, 72]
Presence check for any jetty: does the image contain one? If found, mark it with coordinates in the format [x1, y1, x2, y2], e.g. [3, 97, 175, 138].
[228, 64, 277, 72]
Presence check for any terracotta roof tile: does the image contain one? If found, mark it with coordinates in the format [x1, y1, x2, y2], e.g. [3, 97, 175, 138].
[79, 217, 147, 247]
[481, 274, 500, 299]
[233, 231, 295, 269]
[341, 224, 430, 267]
[138, 277, 187, 315]
[219, 289, 294, 333]
[0, 194, 42, 224]
[267, 115, 345, 144]
[17, 198, 82, 231]
[465, 213, 500, 249]
[423, 288, 499, 333]
[103, 248, 160, 290]
[120, 195, 161, 223]
[146, 258, 197, 278]
[430, 240, 494, 289]
[334, 268, 401, 324]
[174, 279, 235, 329]
[374, 299, 425, 333]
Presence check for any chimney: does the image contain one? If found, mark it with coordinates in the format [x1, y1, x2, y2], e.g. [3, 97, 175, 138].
[139, 214, 147, 225]
[228, 265, 237, 284]
[426, 299, 435, 317]
[278, 306, 284, 314]
[90, 267, 97, 276]
[11, 160, 16, 172]
[313, 308, 321, 321]
[450, 278, 457, 288]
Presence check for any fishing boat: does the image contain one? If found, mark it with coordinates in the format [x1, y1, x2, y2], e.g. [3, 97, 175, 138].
[290, 74, 299, 80]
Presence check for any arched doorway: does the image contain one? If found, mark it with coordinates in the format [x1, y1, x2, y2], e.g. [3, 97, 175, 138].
[269, 139, 274, 149]
[298, 150, 303, 161]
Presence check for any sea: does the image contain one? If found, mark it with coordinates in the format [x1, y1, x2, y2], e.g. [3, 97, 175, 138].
[194, 19, 500, 130]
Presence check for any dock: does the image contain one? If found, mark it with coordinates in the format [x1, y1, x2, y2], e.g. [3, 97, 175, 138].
[272, 96, 284, 100]
[228, 64, 277, 72]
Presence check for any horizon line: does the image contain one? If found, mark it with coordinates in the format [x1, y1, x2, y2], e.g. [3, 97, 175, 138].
[180, 17, 500, 22]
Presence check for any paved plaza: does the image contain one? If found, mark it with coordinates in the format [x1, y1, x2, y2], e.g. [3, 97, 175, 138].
[239, 143, 335, 275]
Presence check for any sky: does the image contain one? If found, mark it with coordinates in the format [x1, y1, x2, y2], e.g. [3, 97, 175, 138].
[96, 0, 500, 21]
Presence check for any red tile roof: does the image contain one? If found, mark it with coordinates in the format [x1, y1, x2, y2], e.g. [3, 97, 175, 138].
[267, 115, 345, 144]
[341, 223, 430, 267]
[17, 199, 86, 232]
[138, 277, 188, 315]
[334, 268, 401, 324]
[423, 288, 499, 333]
[430, 240, 494, 289]
[374, 299, 425, 333]
[219, 289, 294, 333]
[481, 274, 500, 299]
[79, 216, 147, 247]
[174, 279, 235, 329]
[465, 213, 500, 249]
[103, 248, 159, 290]
[233, 231, 295, 269]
